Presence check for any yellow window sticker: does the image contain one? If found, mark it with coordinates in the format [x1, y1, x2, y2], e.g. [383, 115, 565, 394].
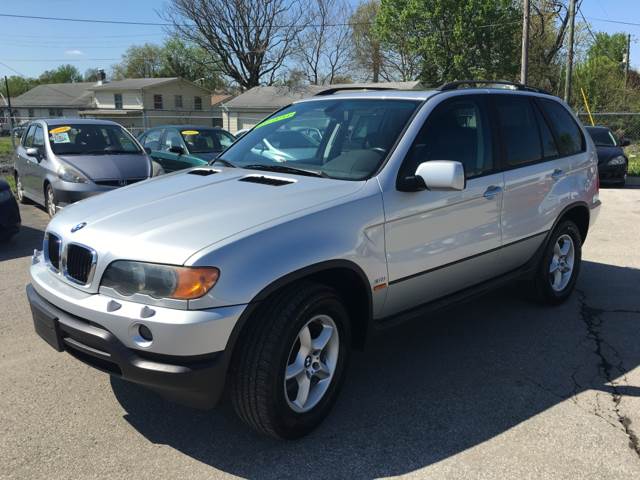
[255, 111, 296, 129]
[181, 130, 200, 135]
[49, 126, 71, 134]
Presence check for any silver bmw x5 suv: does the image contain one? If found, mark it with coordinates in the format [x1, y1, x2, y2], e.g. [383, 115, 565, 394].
[27, 82, 601, 439]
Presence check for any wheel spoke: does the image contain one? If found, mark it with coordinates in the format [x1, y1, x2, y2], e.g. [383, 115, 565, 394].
[285, 354, 305, 380]
[295, 375, 311, 408]
[315, 361, 331, 380]
[553, 270, 562, 288]
[554, 242, 561, 256]
[298, 325, 312, 355]
[549, 258, 559, 273]
[312, 325, 334, 351]
[559, 240, 571, 256]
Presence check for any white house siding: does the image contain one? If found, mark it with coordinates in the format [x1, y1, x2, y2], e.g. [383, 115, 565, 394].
[223, 110, 272, 134]
[15, 107, 81, 121]
[94, 91, 143, 110]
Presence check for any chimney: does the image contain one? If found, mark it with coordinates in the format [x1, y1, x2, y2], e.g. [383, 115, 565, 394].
[96, 69, 107, 86]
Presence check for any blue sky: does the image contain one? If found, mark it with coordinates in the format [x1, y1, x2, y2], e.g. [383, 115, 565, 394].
[1, 0, 639, 79]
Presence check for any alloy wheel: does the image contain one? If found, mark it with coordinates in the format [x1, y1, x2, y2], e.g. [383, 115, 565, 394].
[549, 234, 575, 292]
[46, 186, 56, 217]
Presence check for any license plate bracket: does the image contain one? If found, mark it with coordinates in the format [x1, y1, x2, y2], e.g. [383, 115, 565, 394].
[31, 305, 63, 352]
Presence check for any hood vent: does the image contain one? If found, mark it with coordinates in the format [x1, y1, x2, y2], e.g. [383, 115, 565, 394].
[188, 169, 219, 176]
[239, 175, 294, 186]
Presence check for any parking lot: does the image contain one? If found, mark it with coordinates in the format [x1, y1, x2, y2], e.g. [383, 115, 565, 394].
[0, 187, 639, 479]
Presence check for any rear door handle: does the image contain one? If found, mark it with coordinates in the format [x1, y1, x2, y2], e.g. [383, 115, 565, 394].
[483, 185, 502, 199]
[551, 169, 563, 180]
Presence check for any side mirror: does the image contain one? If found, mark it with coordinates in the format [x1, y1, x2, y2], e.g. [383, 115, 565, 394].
[25, 147, 40, 159]
[144, 146, 152, 155]
[415, 160, 465, 191]
[620, 138, 631, 147]
[169, 145, 185, 155]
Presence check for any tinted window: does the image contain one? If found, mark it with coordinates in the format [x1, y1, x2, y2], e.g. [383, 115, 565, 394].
[586, 127, 617, 147]
[495, 95, 542, 166]
[401, 96, 494, 179]
[538, 99, 584, 156]
[533, 103, 559, 158]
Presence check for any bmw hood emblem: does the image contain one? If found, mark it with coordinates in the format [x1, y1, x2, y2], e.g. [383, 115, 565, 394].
[71, 222, 87, 233]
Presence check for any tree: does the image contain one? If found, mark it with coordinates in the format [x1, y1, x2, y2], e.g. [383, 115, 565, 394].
[0, 76, 38, 98]
[376, 0, 521, 86]
[112, 43, 168, 79]
[165, 0, 305, 90]
[587, 32, 627, 64]
[83, 68, 101, 82]
[38, 64, 83, 84]
[295, 0, 353, 85]
[161, 37, 225, 90]
[351, 0, 384, 82]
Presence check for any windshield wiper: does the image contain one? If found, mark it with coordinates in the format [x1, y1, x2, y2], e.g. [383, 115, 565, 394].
[210, 158, 236, 168]
[242, 164, 325, 178]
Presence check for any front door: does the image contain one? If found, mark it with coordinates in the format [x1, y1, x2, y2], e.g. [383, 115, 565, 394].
[381, 95, 505, 317]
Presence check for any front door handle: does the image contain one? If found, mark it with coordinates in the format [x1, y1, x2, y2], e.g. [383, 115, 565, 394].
[551, 168, 563, 181]
[483, 185, 502, 199]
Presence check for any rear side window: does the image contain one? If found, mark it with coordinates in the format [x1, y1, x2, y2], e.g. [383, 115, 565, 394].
[532, 103, 559, 159]
[537, 99, 584, 156]
[494, 95, 542, 167]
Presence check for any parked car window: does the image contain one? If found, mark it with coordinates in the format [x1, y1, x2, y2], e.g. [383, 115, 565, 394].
[153, 95, 163, 110]
[163, 129, 186, 151]
[33, 126, 45, 148]
[220, 99, 420, 180]
[495, 95, 542, 167]
[23, 125, 37, 147]
[401, 97, 494, 180]
[537, 99, 585, 156]
[194, 96, 202, 111]
[180, 129, 235, 153]
[533, 102, 559, 158]
[114, 94, 123, 110]
[47, 124, 141, 155]
[585, 127, 617, 147]
[141, 129, 162, 151]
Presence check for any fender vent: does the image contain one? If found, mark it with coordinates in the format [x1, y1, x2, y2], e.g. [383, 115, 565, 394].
[238, 175, 294, 186]
[188, 169, 219, 176]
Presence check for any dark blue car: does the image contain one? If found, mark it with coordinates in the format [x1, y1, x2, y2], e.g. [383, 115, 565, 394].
[0, 178, 20, 242]
[585, 126, 631, 186]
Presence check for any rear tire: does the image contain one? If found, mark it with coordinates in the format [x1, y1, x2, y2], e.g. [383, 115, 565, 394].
[230, 282, 351, 439]
[534, 220, 582, 305]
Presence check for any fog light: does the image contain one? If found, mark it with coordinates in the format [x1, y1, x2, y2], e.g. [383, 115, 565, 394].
[138, 324, 153, 342]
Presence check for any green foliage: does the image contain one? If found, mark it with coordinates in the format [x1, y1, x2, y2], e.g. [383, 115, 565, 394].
[3, 175, 16, 194]
[0, 76, 38, 98]
[112, 43, 168, 79]
[587, 32, 627, 64]
[376, 0, 521, 86]
[0, 136, 14, 155]
[38, 64, 83, 84]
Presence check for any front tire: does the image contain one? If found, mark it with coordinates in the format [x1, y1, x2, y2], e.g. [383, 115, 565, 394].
[45, 184, 57, 218]
[534, 220, 582, 304]
[15, 173, 28, 204]
[230, 282, 351, 439]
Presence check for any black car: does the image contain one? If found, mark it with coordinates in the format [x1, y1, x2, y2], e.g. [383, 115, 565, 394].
[0, 178, 21, 242]
[585, 126, 630, 186]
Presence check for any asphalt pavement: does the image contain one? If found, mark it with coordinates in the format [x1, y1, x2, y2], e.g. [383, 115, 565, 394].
[1, 188, 639, 479]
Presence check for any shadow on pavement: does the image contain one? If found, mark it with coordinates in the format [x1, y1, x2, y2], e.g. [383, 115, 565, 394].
[0, 225, 45, 262]
[108, 260, 638, 478]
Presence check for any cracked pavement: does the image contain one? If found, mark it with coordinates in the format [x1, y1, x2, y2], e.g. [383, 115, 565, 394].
[1, 187, 640, 480]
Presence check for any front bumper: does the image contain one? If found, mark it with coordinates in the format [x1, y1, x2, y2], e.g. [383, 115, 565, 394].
[27, 284, 227, 408]
[598, 163, 627, 183]
[52, 179, 113, 207]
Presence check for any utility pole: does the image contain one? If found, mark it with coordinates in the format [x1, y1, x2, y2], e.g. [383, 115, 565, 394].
[564, 0, 576, 104]
[520, 0, 530, 85]
[624, 33, 631, 88]
[3, 76, 14, 133]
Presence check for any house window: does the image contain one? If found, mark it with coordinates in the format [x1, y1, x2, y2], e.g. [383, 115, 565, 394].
[153, 94, 163, 110]
[48, 108, 63, 117]
[114, 93, 123, 109]
[28, 109, 34, 118]
[194, 96, 202, 111]
[174, 95, 183, 109]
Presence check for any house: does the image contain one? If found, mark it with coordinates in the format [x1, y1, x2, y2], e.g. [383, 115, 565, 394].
[3, 82, 95, 124]
[81, 77, 215, 135]
[221, 81, 422, 134]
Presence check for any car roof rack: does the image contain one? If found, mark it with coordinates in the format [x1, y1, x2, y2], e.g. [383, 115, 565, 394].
[314, 86, 398, 96]
[437, 80, 551, 95]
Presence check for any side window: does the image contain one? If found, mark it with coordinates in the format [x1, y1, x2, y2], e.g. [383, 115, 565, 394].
[23, 125, 36, 147]
[142, 129, 161, 151]
[218, 131, 234, 149]
[33, 126, 45, 148]
[162, 129, 185, 151]
[532, 102, 559, 159]
[401, 96, 494, 180]
[537, 98, 585, 156]
[494, 95, 542, 167]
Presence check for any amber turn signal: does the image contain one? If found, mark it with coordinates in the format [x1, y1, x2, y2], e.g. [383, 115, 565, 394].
[172, 267, 220, 300]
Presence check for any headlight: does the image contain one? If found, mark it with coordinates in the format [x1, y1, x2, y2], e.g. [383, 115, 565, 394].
[58, 164, 88, 183]
[607, 155, 626, 166]
[101, 261, 219, 300]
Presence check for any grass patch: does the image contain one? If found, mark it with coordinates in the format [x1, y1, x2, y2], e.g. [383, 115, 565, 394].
[3, 174, 16, 193]
[626, 144, 640, 177]
[0, 136, 15, 155]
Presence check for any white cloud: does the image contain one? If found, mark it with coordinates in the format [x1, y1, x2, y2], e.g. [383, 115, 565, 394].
[64, 49, 84, 56]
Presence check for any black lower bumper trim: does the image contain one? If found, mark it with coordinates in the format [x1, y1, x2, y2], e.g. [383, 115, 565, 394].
[26, 284, 226, 409]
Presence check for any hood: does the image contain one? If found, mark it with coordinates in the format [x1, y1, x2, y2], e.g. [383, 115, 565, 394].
[594, 145, 624, 165]
[57, 153, 150, 180]
[46, 167, 365, 265]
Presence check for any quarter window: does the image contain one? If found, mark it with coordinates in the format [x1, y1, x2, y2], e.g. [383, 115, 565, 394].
[401, 96, 494, 180]
[494, 95, 542, 167]
[537, 98, 585, 156]
[114, 93, 123, 109]
[153, 94, 163, 110]
[532, 102, 559, 159]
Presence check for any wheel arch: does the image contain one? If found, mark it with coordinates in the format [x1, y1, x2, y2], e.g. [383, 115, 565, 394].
[554, 202, 590, 243]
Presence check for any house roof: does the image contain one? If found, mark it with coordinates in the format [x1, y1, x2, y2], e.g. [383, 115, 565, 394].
[211, 93, 233, 107]
[90, 77, 180, 90]
[10, 82, 96, 108]
[224, 81, 423, 110]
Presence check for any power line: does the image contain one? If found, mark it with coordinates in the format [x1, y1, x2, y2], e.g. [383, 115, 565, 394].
[0, 13, 169, 26]
[2, 59, 120, 62]
[586, 17, 640, 28]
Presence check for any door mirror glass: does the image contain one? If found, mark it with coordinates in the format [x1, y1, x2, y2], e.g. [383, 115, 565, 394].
[169, 145, 185, 155]
[415, 160, 465, 191]
[25, 147, 39, 158]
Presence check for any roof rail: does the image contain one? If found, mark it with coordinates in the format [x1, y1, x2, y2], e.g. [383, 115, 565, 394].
[314, 86, 398, 96]
[437, 80, 551, 95]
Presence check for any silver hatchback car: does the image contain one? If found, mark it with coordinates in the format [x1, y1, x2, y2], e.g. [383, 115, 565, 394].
[27, 82, 600, 439]
[14, 119, 152, 217]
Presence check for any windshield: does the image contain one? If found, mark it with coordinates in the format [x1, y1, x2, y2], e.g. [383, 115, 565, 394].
[48, 124, 142, 155]
[219, 99, 420, 180]
[586, 128, 617, 147]
[181, 128, 235, 153]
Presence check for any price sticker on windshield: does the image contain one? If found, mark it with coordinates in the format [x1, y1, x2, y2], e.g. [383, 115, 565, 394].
[181, 130, 200, 135]
[255, 111, 296, 129]
[51, 132, 70, 143]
